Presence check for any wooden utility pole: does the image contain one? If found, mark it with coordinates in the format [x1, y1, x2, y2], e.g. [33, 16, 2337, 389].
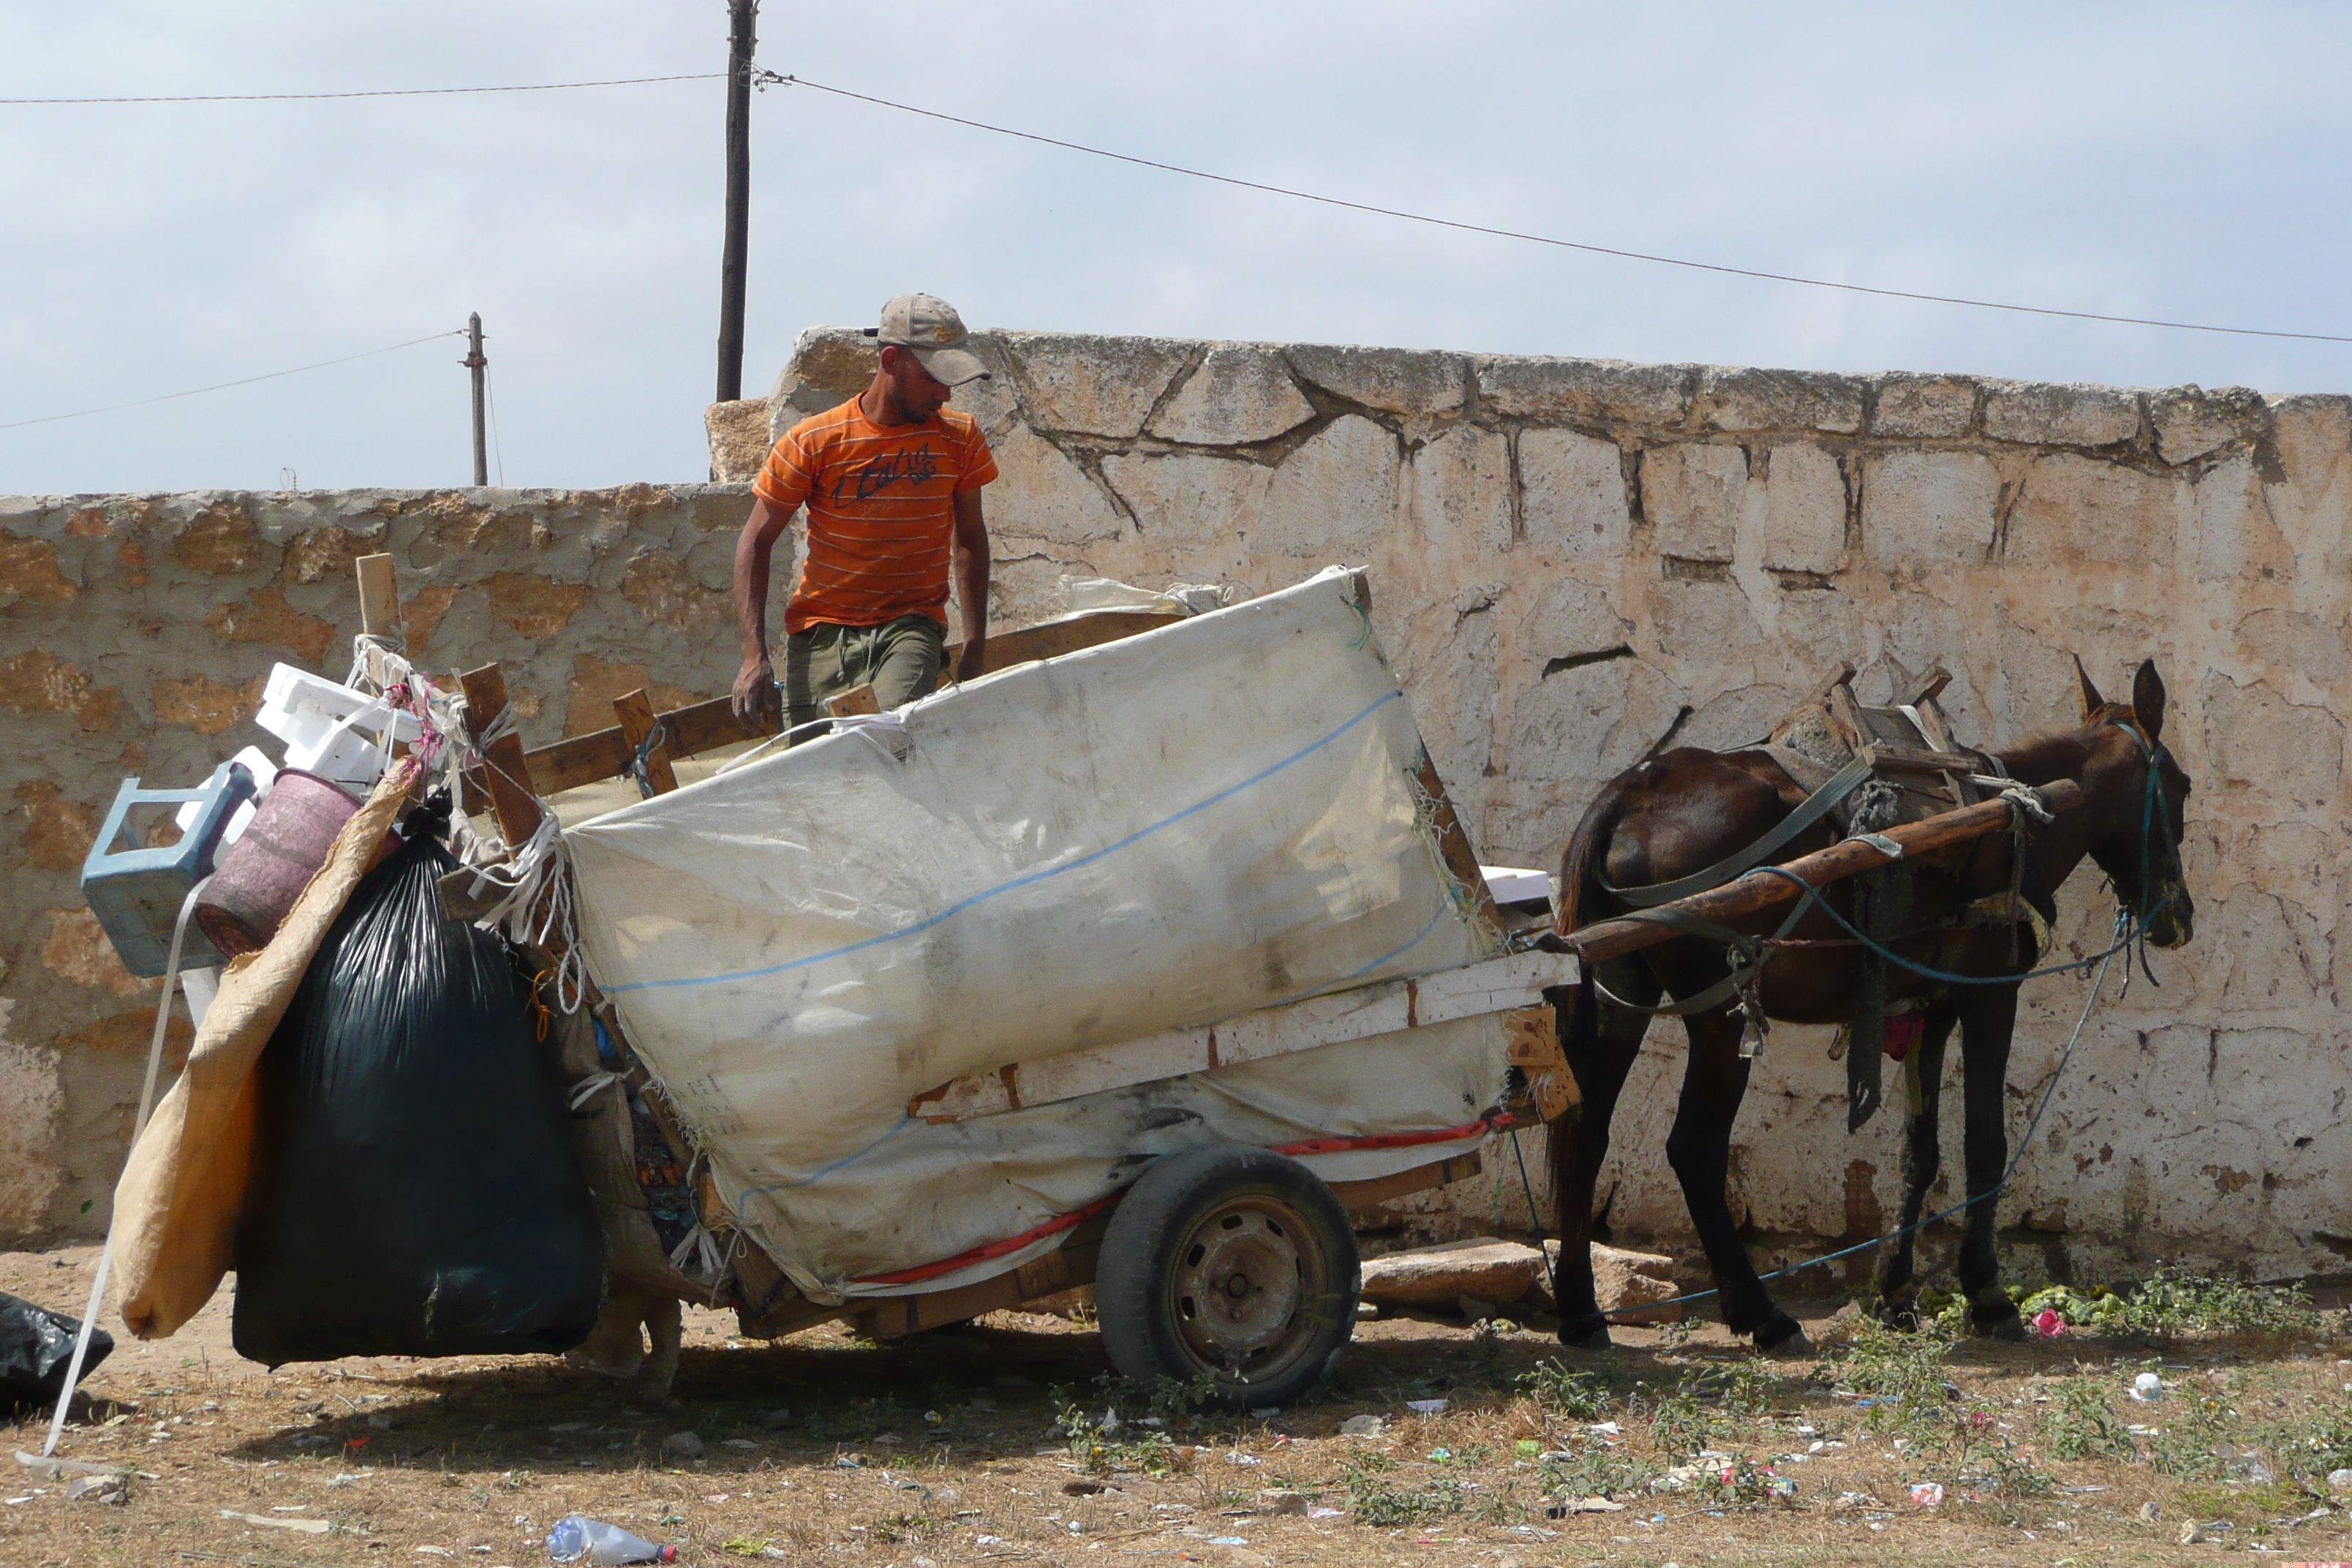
[464, 312, 489, 486]
[716, 0, 758, 402]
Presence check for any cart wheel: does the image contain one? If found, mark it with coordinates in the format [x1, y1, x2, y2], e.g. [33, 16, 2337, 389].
[1095, 1145, 1359, 1410]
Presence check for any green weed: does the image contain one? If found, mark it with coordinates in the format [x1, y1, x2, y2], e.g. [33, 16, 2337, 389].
[1515, 1360, 1613, 1421]
[2146, 1383, 2237, 1480]
[2124, 1264, 2321, 1339]
[1343, 1458, 1464, 1526]
[1642, 1379, 1722, 1459]
[1053, 1395, 1178, 1476]
[2021, 1267, 2321, 1340]
[2039, 1376, 2138, 1462]
[1539, 1444, 1657, 1502]
[2269, 1403, 2352, 1483]
[1693, 1357, 1782, 1418]
[1822, 1316, 1953, 1436]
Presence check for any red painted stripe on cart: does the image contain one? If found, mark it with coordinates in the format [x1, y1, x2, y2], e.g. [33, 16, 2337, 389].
[1271, 1114, 1501, 1158]
[850, 1117, 1516, 1288]
[854, 1194, 1121, 1286]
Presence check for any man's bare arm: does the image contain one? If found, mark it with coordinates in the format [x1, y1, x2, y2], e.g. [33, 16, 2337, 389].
[951, 488, 991, 682]
[731, 495, 794, 723]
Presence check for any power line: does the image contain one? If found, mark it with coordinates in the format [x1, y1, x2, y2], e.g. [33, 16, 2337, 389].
[764, 69, 2352, 347]
[0, 331, 466, 431]
[0, 73, 721, 106]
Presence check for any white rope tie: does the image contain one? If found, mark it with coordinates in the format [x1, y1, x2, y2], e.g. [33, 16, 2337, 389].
[566, 1071, 621, 1109]
[461, 812, 585, 1011]
[668, 1224, 727, 1287]
[1998, 780, 2058, 825]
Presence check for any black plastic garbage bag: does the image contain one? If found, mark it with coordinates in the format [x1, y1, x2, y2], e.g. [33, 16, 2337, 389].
[0, 1289, 111, 1412]
[233, 815, 605, 1364]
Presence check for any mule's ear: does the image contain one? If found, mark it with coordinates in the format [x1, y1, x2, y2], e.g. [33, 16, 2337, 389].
[2132, 659, 2167, 741]
[2072, 652, 2105, 719]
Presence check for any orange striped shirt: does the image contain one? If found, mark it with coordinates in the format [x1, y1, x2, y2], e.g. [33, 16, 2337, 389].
[753, 399, 998, 632]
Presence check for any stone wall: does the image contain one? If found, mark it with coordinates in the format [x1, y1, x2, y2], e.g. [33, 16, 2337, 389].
[711, 326, 2352, 1285]
[0, 482, 750, 1240]
[4, 323, 2345, 1292]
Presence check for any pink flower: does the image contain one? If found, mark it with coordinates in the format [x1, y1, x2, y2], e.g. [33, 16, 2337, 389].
[2031, 1307, 2066, 1337]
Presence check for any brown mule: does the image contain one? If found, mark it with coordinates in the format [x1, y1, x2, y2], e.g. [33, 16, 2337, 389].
[1546, 660, 2194, 1352]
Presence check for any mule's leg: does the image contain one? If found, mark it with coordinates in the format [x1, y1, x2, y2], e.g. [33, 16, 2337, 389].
[1664, 1008, 1807, 1354]
[1874, 1004, 1959, 1324]
[1549, 965, 1656, 1347]
[1954, 981, 2026, 1338]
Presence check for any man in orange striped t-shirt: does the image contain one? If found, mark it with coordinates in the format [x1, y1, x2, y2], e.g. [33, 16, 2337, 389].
[731, 293, 998, 735]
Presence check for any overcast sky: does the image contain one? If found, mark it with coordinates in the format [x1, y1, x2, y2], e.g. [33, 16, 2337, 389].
[3, 2, 2348, 495]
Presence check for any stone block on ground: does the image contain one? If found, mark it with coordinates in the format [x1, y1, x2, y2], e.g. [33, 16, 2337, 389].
[1357, 1236, 1547, 1309]
[1540, 1240, 1681, 1323]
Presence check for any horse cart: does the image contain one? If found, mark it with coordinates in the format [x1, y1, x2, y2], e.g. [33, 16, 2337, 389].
[427, 563, 2076, 1406]
[91, 560, 2075, 1416]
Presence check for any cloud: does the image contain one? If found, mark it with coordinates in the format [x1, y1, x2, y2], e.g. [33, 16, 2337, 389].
[1, 0, 2347, 492]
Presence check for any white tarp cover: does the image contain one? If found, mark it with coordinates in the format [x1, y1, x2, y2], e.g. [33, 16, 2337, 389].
[565, 569, 1507, 1300]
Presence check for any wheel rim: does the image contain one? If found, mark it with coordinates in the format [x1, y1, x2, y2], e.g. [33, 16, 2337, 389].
[1166, 1194, 1327, 1384]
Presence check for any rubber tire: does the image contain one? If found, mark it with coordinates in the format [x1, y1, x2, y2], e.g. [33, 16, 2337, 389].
[1094, 1145, 1360, 1410]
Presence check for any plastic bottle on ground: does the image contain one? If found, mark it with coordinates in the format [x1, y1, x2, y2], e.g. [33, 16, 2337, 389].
[546, 1515, 677, 1564]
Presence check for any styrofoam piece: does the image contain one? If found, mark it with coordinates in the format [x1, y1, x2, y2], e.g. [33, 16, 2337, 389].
[255, 665, 419, 750]
[1480, 865, 1551, 905]
[174, 746, 278, 848]
[283, 721, 389, 791]
[256, 665, 417, 792]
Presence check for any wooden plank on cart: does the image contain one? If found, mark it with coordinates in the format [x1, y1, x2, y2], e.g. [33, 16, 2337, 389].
[824, 683, 881, 718]
[355, 553, 401, 638]
[522, 606, 1188, 796]
[908, 946, 1580, 1123]
[611, 687, 679, 796]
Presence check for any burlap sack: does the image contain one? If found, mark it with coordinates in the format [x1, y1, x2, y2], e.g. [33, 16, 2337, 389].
[111, 765, 413, 1338]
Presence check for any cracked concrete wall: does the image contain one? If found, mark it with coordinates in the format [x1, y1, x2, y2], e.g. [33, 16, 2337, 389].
[710, 327, 2352, 1286]
[2, 330, 2340, 1290]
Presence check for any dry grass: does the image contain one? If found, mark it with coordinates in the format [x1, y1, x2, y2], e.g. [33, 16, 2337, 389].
[5, 1244, 2352, 1567]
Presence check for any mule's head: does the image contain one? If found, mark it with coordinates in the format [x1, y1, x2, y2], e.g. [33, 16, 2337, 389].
[2073, 655, 2195, 948]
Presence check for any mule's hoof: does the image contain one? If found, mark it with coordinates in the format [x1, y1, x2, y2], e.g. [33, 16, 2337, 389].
[1875, 1300, 1921, 1332]
[1973, 1308, 2027, 1342]
[1558, 1313, 1614, 1349]
[1752, 1312, 1811, 1357]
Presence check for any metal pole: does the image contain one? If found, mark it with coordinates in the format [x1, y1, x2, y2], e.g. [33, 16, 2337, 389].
[716, 0, 758, 402]
[464, 313, 489, 486]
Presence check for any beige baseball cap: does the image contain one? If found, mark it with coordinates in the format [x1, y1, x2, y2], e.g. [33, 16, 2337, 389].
[869, 292, 991, 386]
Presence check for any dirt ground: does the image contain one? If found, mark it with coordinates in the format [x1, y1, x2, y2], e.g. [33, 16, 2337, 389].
[5, 1245, 2352, 1568]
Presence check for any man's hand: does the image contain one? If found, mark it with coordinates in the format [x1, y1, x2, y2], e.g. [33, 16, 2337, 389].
[954, 636, 987, 685]
[732, 655, 779, 726]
